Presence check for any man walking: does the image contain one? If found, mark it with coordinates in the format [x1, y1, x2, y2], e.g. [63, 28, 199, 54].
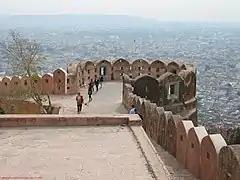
[99, 75, 104, 88]
[76, 93, 84, 114]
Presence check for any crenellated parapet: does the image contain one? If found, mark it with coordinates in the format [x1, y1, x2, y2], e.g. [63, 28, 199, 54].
[0, 68, 68, 96]
[122, 78, 240, 180]
[0, 59, 196, 96]
[67, 59, 194, 81]
[66, 58, 195, 94]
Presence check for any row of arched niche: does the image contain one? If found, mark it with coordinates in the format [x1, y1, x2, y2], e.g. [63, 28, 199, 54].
[67, 59, 194, 82]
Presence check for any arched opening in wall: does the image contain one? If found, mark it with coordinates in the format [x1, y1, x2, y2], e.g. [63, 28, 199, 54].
[148, 73, 151, 75]
[99, 66, 107, 76]
[59, 79, 61, 83]
[167, 83, 180, 100]
[88, 76, 90, 80]
[24, 80, 27, 86]
[134, 75, 160, 103]
[138, 67, 142, 71]
[138, 73, 141, 76]
[120, 67, 123, 70]
[67, 79, 69, 84]
[82, 78, 84, 85]
[45, 79, 48, 83]
[87, 70, 90, 74]
[111, 73, 114, 80]
[156, 68, 160, 72]
[156, 74, 160, 78]
[169, 68, 177, 74]
[148, 67, 151, 71]
[206, 152, 210, 159]
[67, 87, 70, 90]
[129, 75, 132, 78]
[4, 82, 7, 86]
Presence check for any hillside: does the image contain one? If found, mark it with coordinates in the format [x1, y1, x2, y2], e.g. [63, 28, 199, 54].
[0, 14, 161, 29]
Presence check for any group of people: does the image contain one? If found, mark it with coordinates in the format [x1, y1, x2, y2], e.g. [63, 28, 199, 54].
[75, 75, 104, 114]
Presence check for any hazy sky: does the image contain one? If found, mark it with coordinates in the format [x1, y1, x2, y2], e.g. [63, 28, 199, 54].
[1, 0, 240, 21]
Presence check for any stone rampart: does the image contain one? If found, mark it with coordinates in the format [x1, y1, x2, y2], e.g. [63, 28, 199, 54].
[122, 78, 240, 180]
[0, 59, 195, 95]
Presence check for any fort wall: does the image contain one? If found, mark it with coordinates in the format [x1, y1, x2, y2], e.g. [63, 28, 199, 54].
[122, 75, 240, 180]
[0, 59, 239, 179]
[0, 59, 195, 95]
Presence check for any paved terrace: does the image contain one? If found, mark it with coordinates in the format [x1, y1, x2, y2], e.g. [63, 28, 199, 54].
[51, 82, 127, 114]
[0, 126, 166, 179]
[0, 82, 196, 180]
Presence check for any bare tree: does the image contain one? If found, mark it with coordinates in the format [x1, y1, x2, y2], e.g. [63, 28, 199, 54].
[0, 30, 52, 114]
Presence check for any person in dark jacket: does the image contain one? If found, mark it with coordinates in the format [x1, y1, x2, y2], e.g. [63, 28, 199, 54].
[99, 76, 104, 88]
[76, 93, 84, 114]
[88, 87, 93, 102]
[94, 78, 99, 91]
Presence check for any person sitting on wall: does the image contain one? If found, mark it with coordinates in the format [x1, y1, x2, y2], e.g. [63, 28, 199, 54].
[129, 105, 137, 114]
[76, 93, 84, 114]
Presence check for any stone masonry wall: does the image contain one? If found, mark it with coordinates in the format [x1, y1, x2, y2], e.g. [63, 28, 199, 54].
[122, 80, 240, 180]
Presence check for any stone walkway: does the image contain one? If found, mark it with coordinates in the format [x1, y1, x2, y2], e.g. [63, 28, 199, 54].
[51, 82, 127, 114]
[0, 127, 156, 180]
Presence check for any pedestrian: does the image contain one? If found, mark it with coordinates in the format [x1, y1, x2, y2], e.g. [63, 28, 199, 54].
[88, 87, 93, 102]
[99, 75, 104, 88]
[76, 93, 84, 114]
[89, 79, 94, 92]
[94, 78, 99, 91]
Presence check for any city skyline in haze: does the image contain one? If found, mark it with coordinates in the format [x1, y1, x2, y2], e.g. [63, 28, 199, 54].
[0, 0, 240, 22]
